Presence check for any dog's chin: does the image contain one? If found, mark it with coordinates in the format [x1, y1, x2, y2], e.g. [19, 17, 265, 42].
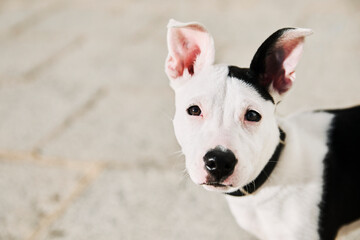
[201, 183, 237, 193]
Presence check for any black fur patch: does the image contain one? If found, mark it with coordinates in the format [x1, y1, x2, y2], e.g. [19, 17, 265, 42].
[227, 66, 274, 103]
[318, 105, 360, 239]
[250, 28, 295, 75]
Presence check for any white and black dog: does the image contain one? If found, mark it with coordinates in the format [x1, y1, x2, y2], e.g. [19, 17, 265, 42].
[165, 19, 360, 240]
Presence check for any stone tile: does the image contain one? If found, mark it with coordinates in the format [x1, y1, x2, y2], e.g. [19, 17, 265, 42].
[338, 223, 360, 240]
[0, 78, 101, 151]
[0, 159, 82, 240]
[0, 0, 61, 36]
[0, 8, 106, 152]
[0, 0, 359, 240]
[22, 2, 170, 88]
[41, 167, 255, 240]
[0, 8, 81, 81]
[41, 85, 179, 165]
[0, 7, 118, 151]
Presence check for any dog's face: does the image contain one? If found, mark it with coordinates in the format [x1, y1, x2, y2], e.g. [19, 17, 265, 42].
[172, 65, 279, 193]
[165, 19, 312, 193]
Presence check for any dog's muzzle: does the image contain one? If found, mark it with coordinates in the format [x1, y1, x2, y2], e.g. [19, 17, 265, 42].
[203, 147, 237, 183]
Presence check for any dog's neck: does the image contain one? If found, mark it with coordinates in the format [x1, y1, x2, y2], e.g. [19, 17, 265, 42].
[226, 128, 286, 197]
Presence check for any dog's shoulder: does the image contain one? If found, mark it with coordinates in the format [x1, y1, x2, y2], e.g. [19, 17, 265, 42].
[325, 105, 360, 132]
[318, 105, 360, 239]
[322, 105, 360, 163]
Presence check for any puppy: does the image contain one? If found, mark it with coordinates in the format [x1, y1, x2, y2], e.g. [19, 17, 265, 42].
[165, 19, 360, 240]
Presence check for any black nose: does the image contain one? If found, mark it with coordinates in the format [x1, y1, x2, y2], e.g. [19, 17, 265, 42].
[203, 148, 237, 182]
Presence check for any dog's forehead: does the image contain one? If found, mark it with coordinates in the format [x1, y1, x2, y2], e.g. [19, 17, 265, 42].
[175, 65, 273, 106]
[174, 64, 227, 102]
[227, 66, 274, 103]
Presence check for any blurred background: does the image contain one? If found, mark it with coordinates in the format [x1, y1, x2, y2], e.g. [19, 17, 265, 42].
[0, 0, 359, 239]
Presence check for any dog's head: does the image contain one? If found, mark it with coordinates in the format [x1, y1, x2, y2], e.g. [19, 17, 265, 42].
[165, 19, 312, 193]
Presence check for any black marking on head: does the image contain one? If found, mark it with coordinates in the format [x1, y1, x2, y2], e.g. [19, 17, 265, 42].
[228, 66, 274, 103]
[250, 28, 295, 74]
[318, 105, 360, 239]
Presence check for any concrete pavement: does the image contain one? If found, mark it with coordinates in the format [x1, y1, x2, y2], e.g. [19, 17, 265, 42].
[0, 0, 359, 239]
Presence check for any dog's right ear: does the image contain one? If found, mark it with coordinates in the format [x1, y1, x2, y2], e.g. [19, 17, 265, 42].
[165, 19, 215, 88]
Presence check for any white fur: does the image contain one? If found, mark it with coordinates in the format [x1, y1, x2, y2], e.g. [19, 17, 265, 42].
[165, 20, 331, 239]
[166, 19, 215, 85]
[172, 64, 279, 193]
[226, 111, 333, 239]
[171, 61, 334, 239]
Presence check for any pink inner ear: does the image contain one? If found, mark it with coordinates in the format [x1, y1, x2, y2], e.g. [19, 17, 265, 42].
[167, 33, 201, 78]
[166, 55, 181, 79]
[264, 37, 304, 94]
[170, 31, 201, 77]
[272, 70, 293, 94]
[167, 25, 211, 79]
[167, 43, 200, 79]
[184, 45, 200, 75]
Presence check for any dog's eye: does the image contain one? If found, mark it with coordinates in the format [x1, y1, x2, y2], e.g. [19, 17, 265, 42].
[187, 105, 202, 116]
[245, 110, 262, 122]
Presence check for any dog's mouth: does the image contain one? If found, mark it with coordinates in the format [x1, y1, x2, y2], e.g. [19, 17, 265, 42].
[202, 182, 229, 187]
[201, 182, 234, 191]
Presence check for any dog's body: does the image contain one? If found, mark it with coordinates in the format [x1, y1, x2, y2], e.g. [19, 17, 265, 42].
[227, 106, 360, 239]
[165, 19, 360, 240]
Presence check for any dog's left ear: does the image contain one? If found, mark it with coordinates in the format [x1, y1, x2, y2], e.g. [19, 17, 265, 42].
[250, 28, 313, 103]
[165, 19, 215, 88]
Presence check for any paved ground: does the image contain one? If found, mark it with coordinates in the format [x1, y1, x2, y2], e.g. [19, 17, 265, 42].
[0, 0, 359, 239]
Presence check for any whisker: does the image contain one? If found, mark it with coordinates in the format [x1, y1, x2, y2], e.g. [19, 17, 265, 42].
[170, 150, 183, 156]
[180, 168, 189, 182]
[169, 149, 184, 158]
[159, 110, 174, 123]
